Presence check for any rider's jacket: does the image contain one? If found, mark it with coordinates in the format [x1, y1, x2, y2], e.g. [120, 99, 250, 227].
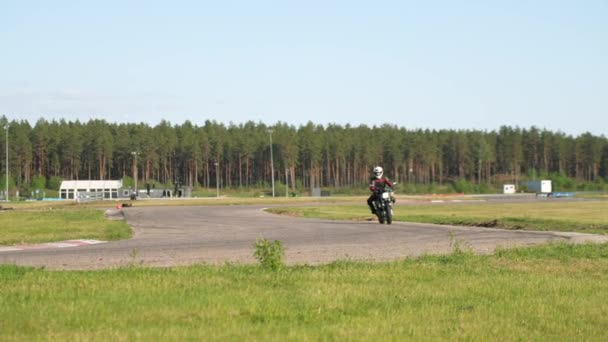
[369, 177, 394, 192]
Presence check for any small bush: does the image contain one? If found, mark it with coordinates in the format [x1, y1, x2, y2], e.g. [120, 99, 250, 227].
[31, 175, 46, 191]
[451, 178, 471, 193]
[46, 176, 63, 190]
[122, 176, 134, 188]
[253, 239, 285, 271]
[550, 172, 575, 191]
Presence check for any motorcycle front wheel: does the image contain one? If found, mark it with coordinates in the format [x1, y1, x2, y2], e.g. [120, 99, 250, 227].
[377, 210, 385, 224]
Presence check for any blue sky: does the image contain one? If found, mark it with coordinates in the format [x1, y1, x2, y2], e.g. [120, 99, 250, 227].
[1, 1, 606, 135]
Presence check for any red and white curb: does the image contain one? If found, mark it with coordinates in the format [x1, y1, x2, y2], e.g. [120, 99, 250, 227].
[0, 239, 106, 252]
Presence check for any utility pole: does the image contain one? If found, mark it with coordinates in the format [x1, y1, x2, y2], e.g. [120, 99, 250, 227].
[131, 151, 139, 198]
[4, 124, 8, 202]
[214, 162, 219, 198]
[268, 129, 275, 197]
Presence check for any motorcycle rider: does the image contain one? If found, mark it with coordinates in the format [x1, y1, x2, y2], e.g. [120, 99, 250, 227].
[367, 166, 395, 214]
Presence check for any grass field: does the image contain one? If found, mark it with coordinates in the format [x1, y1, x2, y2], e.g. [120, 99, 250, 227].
[267, 200, 608, 235]
[1, 198, 607, 339]
[0, 207, 131, 245]
[1, 243, 607, 340]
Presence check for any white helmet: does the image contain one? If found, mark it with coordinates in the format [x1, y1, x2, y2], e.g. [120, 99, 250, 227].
[373, 166, 383, 179]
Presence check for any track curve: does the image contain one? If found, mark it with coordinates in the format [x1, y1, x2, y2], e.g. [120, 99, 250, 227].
[1, 205, 605, 270]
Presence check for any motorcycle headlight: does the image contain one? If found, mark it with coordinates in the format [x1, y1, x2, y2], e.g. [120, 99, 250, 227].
[382, 192, 390, 199]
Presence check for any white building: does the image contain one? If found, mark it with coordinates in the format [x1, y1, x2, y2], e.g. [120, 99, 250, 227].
[503, 184, 516, 194]
[59, 180, 123, 200]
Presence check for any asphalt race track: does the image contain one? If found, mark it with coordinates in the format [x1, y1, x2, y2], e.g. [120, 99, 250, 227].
[1, 204, 606, 270]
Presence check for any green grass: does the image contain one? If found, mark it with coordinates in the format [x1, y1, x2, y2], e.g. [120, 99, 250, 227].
[2, 198, 607, 339]
[0, 208, 132, 245]
[1, 242, 607, 340]
[267, 201, 608, 234]
[576, 193, 608, 200]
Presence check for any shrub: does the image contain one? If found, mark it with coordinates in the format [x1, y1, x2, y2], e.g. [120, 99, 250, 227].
[47, 176, 63, 190]
[122, 176, 134, 188]
[0, 176, 15, 191]
[31, 175, 46, 191]
[452, 178, 474, 193]
[550, 172, 575, 191]
[253, 239, 285, 271]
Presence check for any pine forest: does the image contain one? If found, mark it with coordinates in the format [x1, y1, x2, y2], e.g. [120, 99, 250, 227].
[1, 116, 607, 195]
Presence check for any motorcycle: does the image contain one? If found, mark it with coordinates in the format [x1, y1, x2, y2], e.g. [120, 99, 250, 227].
[372, 185, 395, 224]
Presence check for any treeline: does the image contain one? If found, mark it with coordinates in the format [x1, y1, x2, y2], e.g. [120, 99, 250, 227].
[1, 116, 607, 193]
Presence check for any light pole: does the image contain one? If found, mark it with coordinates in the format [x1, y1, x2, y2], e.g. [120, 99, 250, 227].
[268, 129, 275, 197]
[131, 151, 139, 198]
[4, 124, 8, 202]
[214, 162, 219, 198]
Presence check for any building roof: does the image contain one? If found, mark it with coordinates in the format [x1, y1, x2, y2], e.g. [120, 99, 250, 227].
[60, 180, 123, 190]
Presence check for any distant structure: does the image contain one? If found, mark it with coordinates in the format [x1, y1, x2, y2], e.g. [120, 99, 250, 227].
[59, 180, 189, 200]
[525, 180, 552, 194]
[60, 180, 123, 200]
[503, 184, 516, 194]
